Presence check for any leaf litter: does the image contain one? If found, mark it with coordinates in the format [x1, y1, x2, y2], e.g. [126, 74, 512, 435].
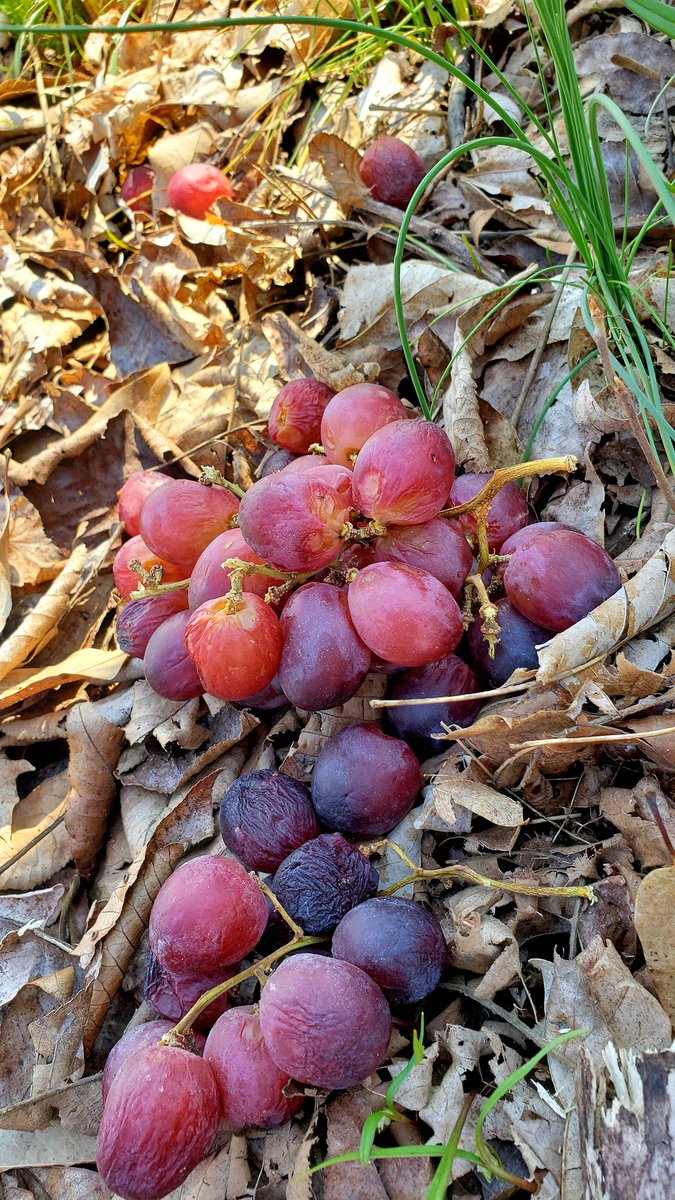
[1, 2, 675, 1198]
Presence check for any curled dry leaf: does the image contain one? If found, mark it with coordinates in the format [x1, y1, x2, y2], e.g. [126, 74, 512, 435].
[432, 763, 524, 828]
[0, 648, 128, 711]
[0, 544, 87, 683]
[262, 311, 371, 393]
[0, 771, 71, 892]
[64, 703, 126, 878]
[0, 458, 12, 640]
[309, 132, 371, 211]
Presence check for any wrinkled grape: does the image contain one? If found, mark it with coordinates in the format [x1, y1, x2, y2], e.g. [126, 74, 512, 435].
[278, 582, 371, 710]
[185, 593, 282, 700]
[261, 448, 298, 476]
[467, 598, 550, 685]
[96, 1045, 219, 1200]
[373, 518, 473, 600]
[118, 470, 168, 536]
[348, 562, 463, 666]
[167, 162, 234, 218]
[121, 165, 155, 216]
[268, 378, 335, 453]
[270, 833, 378, 934]
[352, 420, 455, 526]
[311, 723, 421, 837]
[188, 529, 282, 610]
[447, 473, 529, 550]
[103, 1021, 206, 1101]
[259, 953, 391, 1089]
[238, 473, 350, 572]
[332, 897, 447, 1005]
[384, 654, 482, 755]
[113, 535, 184, 601]
[144, 611, 203, 701]
[321, 384, 408, 467]
[284, 459, 353, 504]
[359, 136, 427, 210]
[504, 529, 621, 631]
[144, 953, 230, 1031]
[150, 856, 268, 976]
[205, 1006, 304, 1130]
[116, 591, 188, 658]
[140, 480, 239, 573]
[219, 770, 320, 872]
[499, 520, 581, 556]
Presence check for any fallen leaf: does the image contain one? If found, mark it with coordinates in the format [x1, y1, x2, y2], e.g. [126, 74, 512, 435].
[64, 703, 126, 877]
[432, 765, 524, 827]
[0, 649, 128, 710]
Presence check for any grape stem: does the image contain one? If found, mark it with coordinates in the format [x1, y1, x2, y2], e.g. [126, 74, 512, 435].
[199, 465, 246, 499]
[129, 563, 190, 600]
[465, 572, 501, 657]
[258, 879, 306, 940]
[371, 839, 595, 903]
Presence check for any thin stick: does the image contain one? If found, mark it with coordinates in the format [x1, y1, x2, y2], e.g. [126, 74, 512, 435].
[370, 680, 533, 708]
[519, 724, 675, 749]
[0, 814, 65, 879]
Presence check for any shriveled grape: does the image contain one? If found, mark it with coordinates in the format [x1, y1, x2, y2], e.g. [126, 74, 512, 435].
[120, 165, 155, 216]
[351, 420, 455, 526]
[270, 833, 378, 934]
[268, 378, 335, 453]
[347, 562, 463, 666]
[205, 1006, 304, 1130]
[448, 472, 529, 550]
[167, 162, 233, 218]
[384, 654, 482, 755]
[238, 472, 350, 572]
[359, 136, 427, 210]
[278, 582, 371, 710]
[320, 383, 407, 467]
[140, 480, 239, 573]
[373, 518, 473, 600]
[467, 598, 550, 685]
[332, 897, 447, 1005]
[219, 770, 320, 872]
[144, 953, 230, 1030]
[103, 1021, 205, 1101]
[143, 611, 203, 701]
[504, 529, 621, 631]
[118, 470, 168, 536]
[185, 593, 282, 700]
[311, 723, 421, 837]
[116, 591, 188, 658]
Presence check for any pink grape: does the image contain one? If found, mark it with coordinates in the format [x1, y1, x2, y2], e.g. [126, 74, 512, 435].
[373, 517, 473, 599]
[118, 470, 168, 536]
[185, 593, 282, 700]
[96, 1045, 220, 1200]
[204, 1007, 304, 1131]
[140, 480, 239, 573]
[238, 472, 350, 572]
[278, 582, 371, 710]
[359, 136, 427, 209]
[320, 383, 407, 466]
[116, 591, 188, 658]
[268, 378, 335, 453]
[143, 611, 203, 701]
[467, 598, 550, 685]
[348, 562, 463, 666]
[103, 1021, 206, 1102]
[167, 162, 234, 218]
[448, 473, 529, 550]
[311, 723, 422, 837]
[188, 529, 282, 610]
[259, 953, 391, 1089]
[120, 165, 155, 215]
[504, 529, 621, 631]
[283, 458, 354, 504]
[113, 535, 184, 600]
[144, 953, 230, 1031]
[332, 897, 447, 1006]
[351, 420, 455, 526]
[384, 653, 481, 754]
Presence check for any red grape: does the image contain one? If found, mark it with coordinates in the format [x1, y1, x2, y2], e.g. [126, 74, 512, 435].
[284, 459, 354, 505]
[144, 953, 230, 1030]
[359, 136, 427, 210]
[259, 953, 391, 1089]
[504, 529, 621, 631]
[113, 535, 184, 601]
[351, 420, 455, 526]
[116, 591, 188, 658]
[103, 1021, 206, 1102]
[447, 473, 529, 550]
[347, 562, 463, 666]
[96, 1045, 219, 1200]
[118, 470, 168, 536]
[149, 856, 268, 976]
[219, 770, 320, 872]
[268, 378, 335, 453]
[238, 473, 350, 572]
[270, 833, 378, 935]
[188, 529, 282, 610]
[321, 383, 408, 467]
[121, 165, 155, 216]
[167, 162, 234, 219]
[332, 897, 447, 1006]
[143, 611, 203, 701]
[499, 521, 582, 556]
[140, 480, 239, 574]
[261, 448, 298, 475]
[373, 517, 473, 600]
[185, 593, 282, 700]
[467, 598, 550, 685]
[278, 582, 371, 710]
[204, 1006, 304, 1130]
[384, 653, 481, 754]
[311, 723, 421, 837]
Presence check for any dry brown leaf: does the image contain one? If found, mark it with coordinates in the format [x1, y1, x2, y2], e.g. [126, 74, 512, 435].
[633, 860, 675, 1023]
[432, 765, 524, 828]
[0, 772, 71, 892]
[7, 487, 63, 589]
[0, 649, 128, 711]
[0, 458, 12, 640]
[0, 1126, 96, 1170]
[262, 311, 372, 392]
[64, 703, 126, 877]
[0, 545, 87, 682]
[309, 132, 370, 212]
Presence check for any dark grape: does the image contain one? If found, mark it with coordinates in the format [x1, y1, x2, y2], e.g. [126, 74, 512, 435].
[311, 723, 421, 837]
[204, 1006, 304, 1130]
[347, 562, 463, 666]
[188, 528, 282, 610]
[259, 953, 391, 1089]
[351, 420, 455, 526]
[120, 165, 155, 216]
[278, 582, 371, 710]
[185, 594, 282, 700]
[96, 1045, 220, 1199]
[118, 470, 168, 536]
[359, 136, 427, 209]
[261, 448, 298, 475]
[103, 1021, 206, 1101]
[321, 383, 407, 466]
[499, 520, 581, 556]
[167, 163, 234, 218]
[447, 473, 529, 550]
[467, 598, 550, 685]
[140, 479, 239, 574]
[116, 591, 188, 658]
[384, 654, 482, 755]
[144, 953, 230, 1031]
[219, 770, 320, 872]
[270, 833, 378, 934]
[238, 472, 350, 572]
[332, 897, 447, 1005]
[113, 535, 184, 601]
[237, 675, 288, 710]
[373, 518, 473, 600]
[504, 529, 621, 631]
[143, 610, 202, 701]
[149, 856, 268, 976]
[268, 378, 335, 453]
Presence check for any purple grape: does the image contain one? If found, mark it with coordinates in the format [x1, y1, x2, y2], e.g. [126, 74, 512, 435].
[278, 582, 371, 711]
[270, 833, 378, 934]
[384, 654, 482, 755]
[144, 952, 230, 1032]
[144, 610, 203, 700]
[467, 598, 550, 685]
[116, 591, 188, 658]
[261, 448, 298, 476]
[237, 676, 288, 710]
[311, 723, 422, 837]
[332, 897, 447, 1006]
[219, 770, 321, 873]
